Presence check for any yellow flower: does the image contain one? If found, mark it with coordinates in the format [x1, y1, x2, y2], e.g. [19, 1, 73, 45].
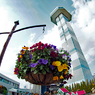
[60, 75, 64, 79]
[52, 61, 56, 66]
[20, 55, 22, 58]
[21, 50, 25, 55]
[53, 76, 58, 80]
[64, 69, 68, 75]
[22, 47, 29, 50]
[62, 64, 68, 70]
[52, 61, 61, 66]
[57, 65, 64, 72]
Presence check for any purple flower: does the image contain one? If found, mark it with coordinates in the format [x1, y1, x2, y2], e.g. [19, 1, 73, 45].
[29, 63, 37, 67]
[62, 54, 66, 57]
[51, 45, 56, 50]
[68, 58, 71, 61]
[49, 44, 56, 50]
[68, 63, 71, 67]
[38, 59, 43, 65]
[61, 81, 67, 84]
[38, 59, 48, 65]
[21, 49, 24, 52]
[30, 55, 32, 59]
[50, 65, 54, 70]
[43, 59, 48, 65]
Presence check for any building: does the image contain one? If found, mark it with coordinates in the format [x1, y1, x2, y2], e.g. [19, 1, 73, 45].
[0, 73, 19, 95]
[50, 6, 93, 85]
[0, 73, 19, 90]
[0, 73, 32, 95]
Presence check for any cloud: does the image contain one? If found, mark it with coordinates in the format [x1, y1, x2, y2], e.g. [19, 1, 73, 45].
[40, 25, 62, 48]
[28, 33, 36, 46]
[71, 0, 95, 65]
[0, 46, 33, 89]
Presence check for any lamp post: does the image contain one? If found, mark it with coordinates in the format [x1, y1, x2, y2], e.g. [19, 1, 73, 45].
[0, 21, 46, 66]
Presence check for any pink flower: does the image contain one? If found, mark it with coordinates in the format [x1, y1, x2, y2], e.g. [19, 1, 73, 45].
[14, 68, 19, 74]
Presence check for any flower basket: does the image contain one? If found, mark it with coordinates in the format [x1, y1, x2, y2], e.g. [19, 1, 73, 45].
[14, 41, 72, 85]
[24, 72, 60, 85]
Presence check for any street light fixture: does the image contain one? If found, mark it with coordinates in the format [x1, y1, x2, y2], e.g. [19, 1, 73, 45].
[0, 21, 46, 66]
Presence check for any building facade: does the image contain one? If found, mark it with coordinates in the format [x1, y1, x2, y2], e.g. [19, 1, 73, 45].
[0, 73, 19, 90]
[0, 73, 20, 95]
[50, 7, 93, 85]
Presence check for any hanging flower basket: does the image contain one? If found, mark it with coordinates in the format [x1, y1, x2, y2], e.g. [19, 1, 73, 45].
[14, 41, 72, 85]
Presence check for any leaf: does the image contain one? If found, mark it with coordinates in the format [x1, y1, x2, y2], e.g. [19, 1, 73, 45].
[31, 68, 35, 71]
[45, 68, 49, 72]
[40, 65, 43, 70]
[24, 69, 27, 73]
[34, 70, 38, 74]
[43, 71, 46, 74]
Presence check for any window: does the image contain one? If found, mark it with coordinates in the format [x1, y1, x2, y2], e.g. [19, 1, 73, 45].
[58, 28, 63, 34]
[61, 18, 65, 24]
[71, 52, 79, 61]
[63, 24, 67, 30]
[59, 13, 63, 19]
[56, 17, 59, 22]
[57, 21, 61, 27]
[3, 79, 9, 84]
[0, 77, 2, 81]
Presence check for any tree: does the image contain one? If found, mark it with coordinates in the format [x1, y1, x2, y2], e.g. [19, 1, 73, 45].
[74, 83, 77, 91]
[65, 86, 69, 91]
[90, 79, 93, 89]
[86, 79, 91, 93]
[72, 84, 74, 92]
[82, 81, 87, 93]
[69, 85, 72, 92]
[76, 83, 80, 91]
[92, 79, 95, 89]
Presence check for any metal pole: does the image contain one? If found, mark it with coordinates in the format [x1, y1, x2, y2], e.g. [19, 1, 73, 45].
[0, 25, 46, 34]
[0, 21, 19, 66]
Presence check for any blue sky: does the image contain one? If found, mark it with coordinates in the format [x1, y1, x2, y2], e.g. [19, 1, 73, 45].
[0, 0, 95, 89]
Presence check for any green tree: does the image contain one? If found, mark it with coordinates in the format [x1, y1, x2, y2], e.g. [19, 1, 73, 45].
[76, 83, 80, 91]
[90, 79, 93, 89]
[92, 79, 95, 89]
[3, 89, 7, 95]
[62, 85, 64, 88]
[65, 86, 69, 91]
[80, 81, 83, 91]
[69, 85, 71, 92]
[74, 83, 77, 91]
[72, 84, 74, 92]
[82, 81, 87, 93]
[86, 79, 91, 93]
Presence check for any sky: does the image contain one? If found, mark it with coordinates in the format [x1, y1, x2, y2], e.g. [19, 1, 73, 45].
[0, 0, 95, 89]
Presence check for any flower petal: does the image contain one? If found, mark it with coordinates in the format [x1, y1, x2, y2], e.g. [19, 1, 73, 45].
[57, 65, 64, 72]
[53, 76, 58, 80]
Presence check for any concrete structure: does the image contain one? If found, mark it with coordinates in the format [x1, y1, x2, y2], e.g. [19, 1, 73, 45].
[50, 6, 93, 85]
[0, 73, 19, 90]
[0, 73, 19, 95]
[0, 73, 32, 95]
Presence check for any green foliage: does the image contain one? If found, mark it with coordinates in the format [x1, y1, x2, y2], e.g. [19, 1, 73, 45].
[74, 83, 77, 91]
[90, 79, 93, 89]
[86, 79, 91, 93]
[68, 85, 71, 92]
[72, 84, 74, 92]
[65, 86, 69, 91]
[82, 81, 87, 92]
[76, 83, 80, 91]
[3, 89, 7, 95]
[14, 42, 72, 83]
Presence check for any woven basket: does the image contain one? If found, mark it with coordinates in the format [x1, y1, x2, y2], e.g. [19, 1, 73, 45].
[24, 72, 60, 85]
